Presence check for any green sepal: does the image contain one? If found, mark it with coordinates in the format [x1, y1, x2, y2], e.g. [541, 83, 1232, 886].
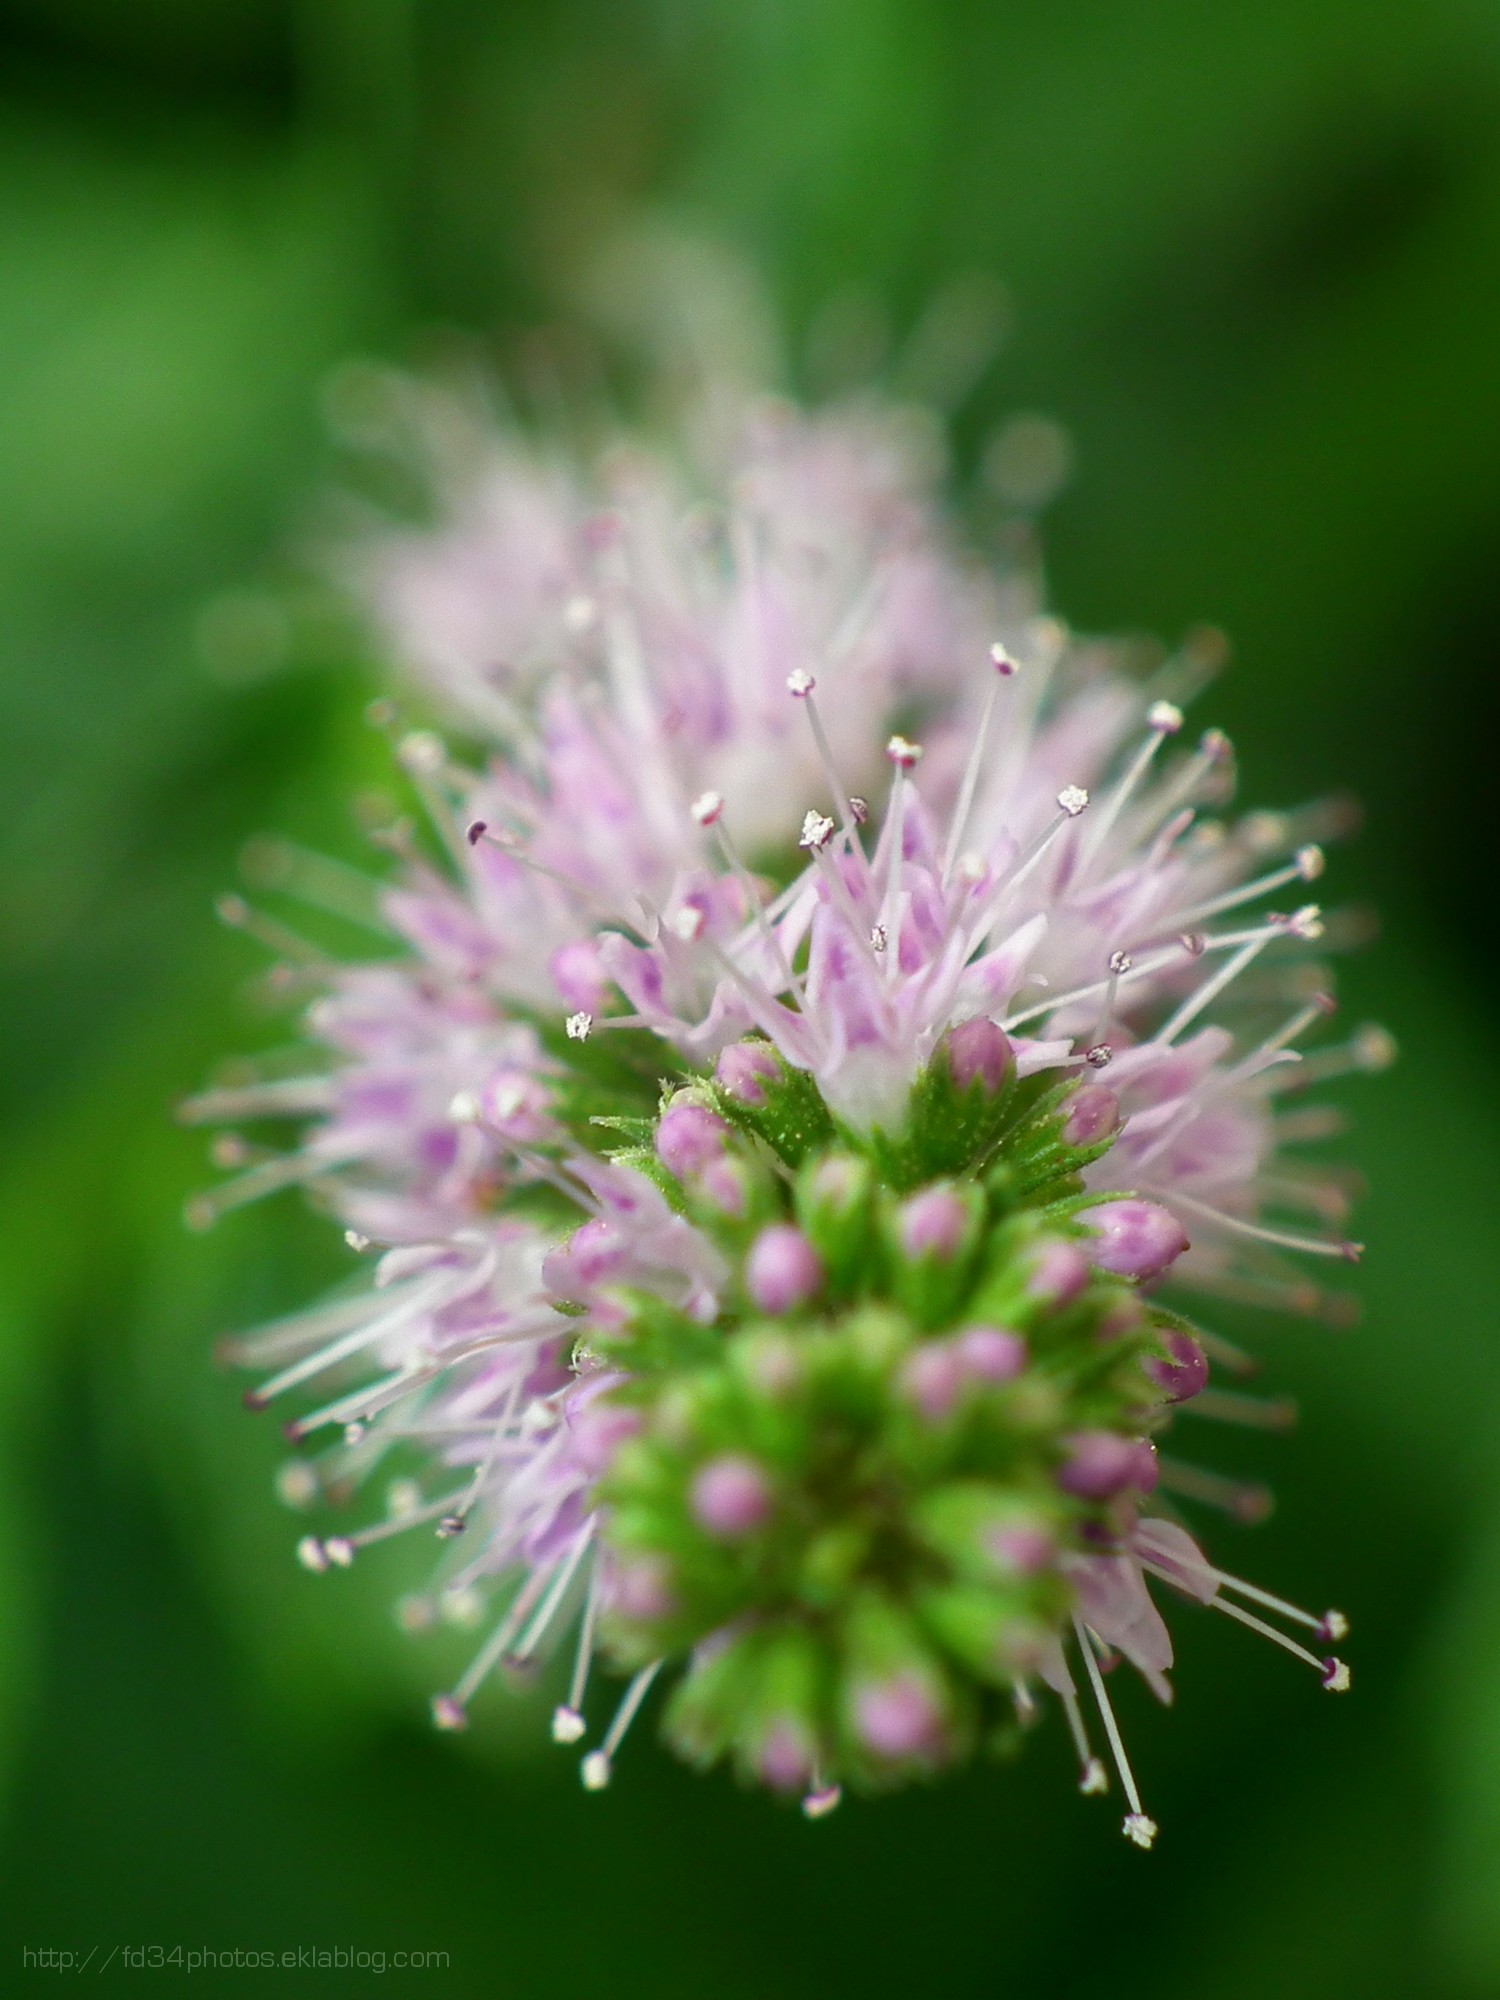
[712, 1044, 835, 1168]
[865, 1036, 1017, 1192]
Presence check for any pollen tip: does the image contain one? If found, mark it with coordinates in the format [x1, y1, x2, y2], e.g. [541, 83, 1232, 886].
[1057, 785, 1089, 818]
[551, 1705, 587, 1744]
[848, 796, 870, 825]
[1321, 1657, 1351, 1693]
[344, 1228, 372, 1251]
[801, 1783, 843, 1819]
[435, 1513, 467, 1540]
[323, 1536, 355, 1568]
[295, 1536, 329, 1574]
[988, 642, 1019, 676]
[885, 734, 923, 768]
[1340, 1241, 1365, 1265]
[1318, 1610, 1350, 1643]
[785, 669, 815, 698]
[1085, 1044, 1113, 1069]
[431, 1694, 469, 1732]
[241, 1386, 269, 1411]
[580, 1750, 612, 1791]
[465, 819, 487, 846]
[690, 790, 724, 827]
[1146, 700, 1183, 735]
[565, 1011, 594, 1042]
[1296, 843, 1325, 881]
[1123, 1813, 1159, 1849]
[1079, 1757, 1109, 1795]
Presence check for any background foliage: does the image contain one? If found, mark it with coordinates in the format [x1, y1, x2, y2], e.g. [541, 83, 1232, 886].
[2, 2, 1498, 1991]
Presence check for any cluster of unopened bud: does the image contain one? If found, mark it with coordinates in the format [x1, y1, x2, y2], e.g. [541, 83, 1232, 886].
[571, 1021, 1206, 1798]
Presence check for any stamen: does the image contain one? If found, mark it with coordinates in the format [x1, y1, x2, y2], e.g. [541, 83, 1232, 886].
[942, 644, 1022, 878]
[1154, 926, 1285, 1047]
[708, 811, 808, 1005]
[787, 671, 858, 834]
[1170, 847, 1326, 930]
[1155, 1458, 1272, 1524]
[1181, 1388, 1298, 1432]
[507, 1524, 596, 1666]
[215, 894, 329, 967]
[1208, 1596, 1350, 1688]
[1082, 706, 1180, 867]
[1075, 1619, 1156, 1848]
[580, 1659, 664, 1791]
[553, 1553, 605, 1744]
[1056, 1663, 1108, 1794]
[1166, 1189, 1361, 1262]
[451, 1564, 559, 1708]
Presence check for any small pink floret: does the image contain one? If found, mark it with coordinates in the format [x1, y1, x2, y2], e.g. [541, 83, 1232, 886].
[690, 1453, 773, 1539]
[1080, 1200, 1189, 1282]
[945, 1018, 1012, 1096]
[715, 1040, 781, 1107]
[851, 1674, 943, 1759]
[655, 1102, 729, 1178]
[746, 1225, 824, 1314]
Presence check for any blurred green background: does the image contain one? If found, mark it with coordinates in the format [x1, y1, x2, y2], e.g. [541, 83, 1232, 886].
[2, 1, 1499, 1992]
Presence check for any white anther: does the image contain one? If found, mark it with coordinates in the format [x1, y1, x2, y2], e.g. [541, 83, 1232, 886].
[670, 906, 706, 943]
[439, 1587, 484, 1629]
[802, 1784, 843, 1819]
[435, 1513, 467, 1540]
[397, 730, 445, 775]
[1123, 1813, 1159, 1849]
[1321, 1658, 1351, 1693]
[1200, 728, 1232, 761]
[488, 1079, 527, 1121]
[886, 734, 923, 767]
[799, 810, 836, 852]
[870, 924, 888, 953]
[989, 642, 1019, 676]
[1079, 1757, 1108, 1795]
[276, 1460, 319, 1510]
[1296, 843, 1325, 881]
[431, 1695, 468, 1732]
[323, 1536, 355, 1568]
[956, 851, 988, 885]
[386, 1479, 423, 1521]
[1283, 904, 1324, 940]
[296, 1535, 330, 1574]
[563, 595, 597, 633]
[1085, 1044, 1113, 1069]
[344, 1231, 372, 1255]
[1108, 949, 1133, 974]
[1319, 1609, 1350, 1643]
[690, 790, 724, 827]
[848, 796, 870, 825]
[580, 1751, 612, 1791]
[448, 1090, 481, 1124]
[1179, 932, 1206, 957]
[565, 1012, 593, 1042]
[551, 1705, 587, 1744]
[1057, 785, 1090, 817]
[1352, 1025, 1397, 1071]
[1147, 701, 1184, 735]
[786, 669, 816, 698]
[342, 1423, 365, 1447]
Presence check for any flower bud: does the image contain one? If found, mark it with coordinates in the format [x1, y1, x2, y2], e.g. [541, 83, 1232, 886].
[691, 1454, 773, 1539]
[606, 1551, 676, 1622]
[955, 1325, 1026, 1383]
[655, 1102, 729, 1178]
[696, 1156, 749, 1219]
[746, 1225, 824, 1314]
[850, 1672, 944, 1760]
[898, 1184, 971, 1262]
[1024, 1238, 1091, 1305]
[945, 1018, 1013, 1096]
[1143, 1328, 1209, 1403]
[1080, 1200, 1189, 1282]
[1056, 1430, 1159, 1500]
[1062, 1082, 1122, 1148]
[715, 1039, 781, 1107]
[900, 1341, 966, 1423]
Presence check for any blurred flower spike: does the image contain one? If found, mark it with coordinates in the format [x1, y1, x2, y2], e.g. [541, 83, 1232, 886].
[185, 288, 1388, 1849]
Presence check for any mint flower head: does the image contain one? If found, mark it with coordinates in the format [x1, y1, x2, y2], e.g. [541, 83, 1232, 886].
[187, 364, 1389, 1849]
